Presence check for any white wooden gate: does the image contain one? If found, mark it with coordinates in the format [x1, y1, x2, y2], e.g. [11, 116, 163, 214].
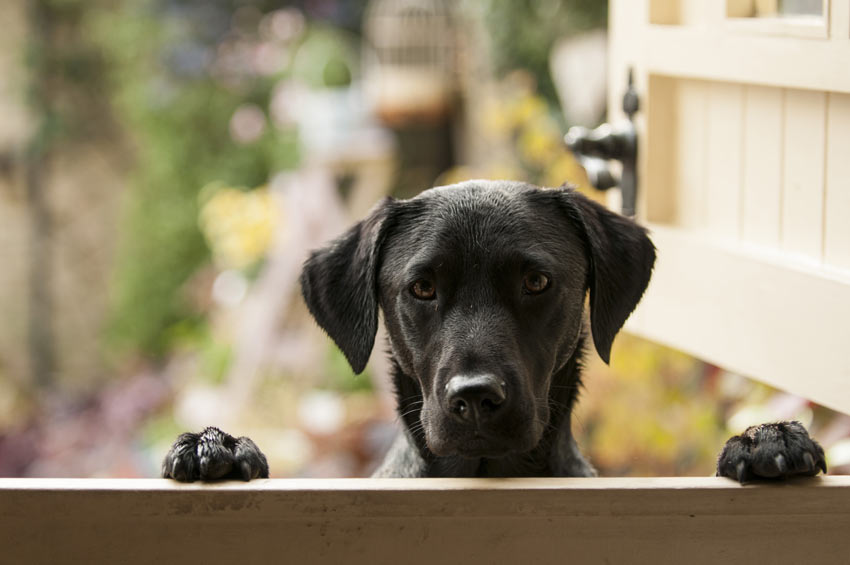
[610, 0, 850, 414]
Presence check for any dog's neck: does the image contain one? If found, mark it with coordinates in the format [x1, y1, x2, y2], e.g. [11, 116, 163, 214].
[389, 336, 589, 478]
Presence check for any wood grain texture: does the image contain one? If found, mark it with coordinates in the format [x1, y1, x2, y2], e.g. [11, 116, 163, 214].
[824, 92, 850, 270]
[705, 81, 745, 239]
[646, 75, 678, 223]
[646, 26, 850, 93]
[781, 89, 826, 259]
[741, 85, 783, 247]
[1, 477, 849, 564]
[673, 79, 709, 229]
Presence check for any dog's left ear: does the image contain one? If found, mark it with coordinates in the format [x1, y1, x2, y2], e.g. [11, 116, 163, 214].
[300, 198, 396, 374]
[558, 188, 656, 364]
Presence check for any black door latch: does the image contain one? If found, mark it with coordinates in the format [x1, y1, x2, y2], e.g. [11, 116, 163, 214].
[564, 69, 639, 217]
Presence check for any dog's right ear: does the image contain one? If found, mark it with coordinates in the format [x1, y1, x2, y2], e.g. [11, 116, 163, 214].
[556, 188, 656, 364]
[300, 198, 396, 374]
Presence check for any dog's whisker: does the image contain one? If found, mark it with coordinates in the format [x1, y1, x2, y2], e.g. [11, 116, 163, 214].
[397, 394, 425, 405]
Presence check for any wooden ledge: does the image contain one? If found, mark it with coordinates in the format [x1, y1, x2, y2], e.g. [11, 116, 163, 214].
[2, 477, 849, 564]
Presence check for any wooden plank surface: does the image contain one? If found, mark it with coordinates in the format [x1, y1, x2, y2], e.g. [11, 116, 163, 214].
[646, 75, 677, 223]
[673, 79, 708, 229]
[646, 26, 850, 94]
[824, 92, 850, 270]
[626, 225, 850, 414]
[1, 477, 849, 564]
[705, 82, 744, 239]
[781, 89, 826, 259]
[741, 84, 783, 247]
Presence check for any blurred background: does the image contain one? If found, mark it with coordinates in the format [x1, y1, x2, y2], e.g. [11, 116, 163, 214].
[0, 0, 847, 478]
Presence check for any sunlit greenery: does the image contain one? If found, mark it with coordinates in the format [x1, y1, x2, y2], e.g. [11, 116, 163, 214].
[93, 1, 300, 357]
[483, 0, 607, 105]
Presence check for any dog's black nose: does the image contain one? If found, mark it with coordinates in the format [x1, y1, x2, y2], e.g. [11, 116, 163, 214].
[445, 374, 507, 424]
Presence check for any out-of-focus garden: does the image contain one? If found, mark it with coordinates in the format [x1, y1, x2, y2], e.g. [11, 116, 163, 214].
[0, 0, 847, 478]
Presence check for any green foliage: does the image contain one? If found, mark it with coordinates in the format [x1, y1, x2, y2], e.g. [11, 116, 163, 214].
[291, 24, 358, 88]
[323, 345, 374, 393]
[482, 0, 607, 105]
[93, 1, 299, 357]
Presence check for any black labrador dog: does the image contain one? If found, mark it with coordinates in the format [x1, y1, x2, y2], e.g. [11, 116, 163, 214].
[162, 181, 826, 482]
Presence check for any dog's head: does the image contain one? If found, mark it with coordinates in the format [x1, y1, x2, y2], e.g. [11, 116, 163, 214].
[301, 181, 655, 458]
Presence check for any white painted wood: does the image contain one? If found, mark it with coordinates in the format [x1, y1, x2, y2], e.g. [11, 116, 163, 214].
[608, 0, 647, 124]
[741, 85, 783, 247]
[626, 225, 850, 414]
[646, 26, 850, 94]
[673, 79, 708, 229]
[724, 14, 829, 39]
[781, 89, 826, 259]
[608, 0, 850, 411]
[1, 477, 849, 564]
[705, 82, 744, 239]
[830, 0, 850, 38]
[646, 75, 678, 223]
[825, 93, 850, 270]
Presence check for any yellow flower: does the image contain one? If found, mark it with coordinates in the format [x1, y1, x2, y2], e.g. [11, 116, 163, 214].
[481, 97, 515, 136]
[542, 153, 590, 190]
[199, 186, 281, 270]
[512, 95, 547, 126]
[518, 120, 560, 167]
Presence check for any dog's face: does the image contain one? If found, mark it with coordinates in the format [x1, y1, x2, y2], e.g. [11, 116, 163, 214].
[301, 181, 654, 459]
[376, 186, 590, 457]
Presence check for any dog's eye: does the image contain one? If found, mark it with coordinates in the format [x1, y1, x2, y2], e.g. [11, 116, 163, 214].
[410, 279, 436, 300]
[523, 271, 550, 294]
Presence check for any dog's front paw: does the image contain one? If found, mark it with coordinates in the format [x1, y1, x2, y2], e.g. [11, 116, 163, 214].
[717, 421, 826, 483]
[161, 427, 269, 482]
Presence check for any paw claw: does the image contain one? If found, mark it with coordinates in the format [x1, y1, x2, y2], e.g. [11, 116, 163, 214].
[239, 460, 254, 481]
[803, 451, 815, 471]
[736, 460, 748, 483]
[774, 454, 787, 475]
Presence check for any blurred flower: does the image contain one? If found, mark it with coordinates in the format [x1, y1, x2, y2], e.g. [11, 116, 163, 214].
[229, 103, 267, 144]
[260, 8, 307, 43]
[481, 96, 514, 135]
[518, 119, 560, 167]
[542, 153, 590, 189]
[298, 391, 345, 435]
[828, 438, 850, 469]
[199, 185, 281, 270]
[211, 269, 249, 308]
[267, 428, 314, 474]
[211, 39, 256, 89]
[511, 94, 548, 126]
[462, 76, 590, 190]
[253, 42, 291, 76]
[270, 80, 305, 129]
